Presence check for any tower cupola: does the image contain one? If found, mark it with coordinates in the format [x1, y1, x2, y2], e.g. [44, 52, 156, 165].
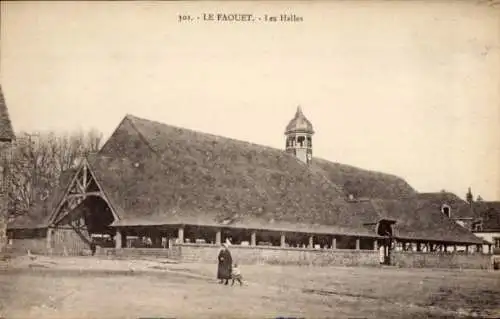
[285, 106, 314, 164]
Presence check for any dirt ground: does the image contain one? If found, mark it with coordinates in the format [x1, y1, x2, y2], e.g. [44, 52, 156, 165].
[1, 255, 499, 319]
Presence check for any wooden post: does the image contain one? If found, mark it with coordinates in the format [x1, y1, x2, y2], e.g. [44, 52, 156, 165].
[215, 230, 221, 245]
[453, 245, 457, 253]
[373, 239, 378, 251]
[280, 233, 286, 248]
[355, 238, 360, 250]
[476, 244, 482, 254]
[177, 226, 184, 244]
[416, 242, 421, 252]
[331, 237, 337, 250]
[46, 227, 53, 250]
[115, 229, 122, 249]
[250, 231, 256, 246]
[82, 164, 87, 190]
[465, 245, 470, 254]
[308, 235, 314, 248]
[489, 244, 492, 254]
[121, 231, 127, 248]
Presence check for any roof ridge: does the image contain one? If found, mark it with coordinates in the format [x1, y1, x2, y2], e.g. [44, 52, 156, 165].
[123, 114, 415, 199]
[128, 114, 350, 199]
[312, 157, 410, 181]
[125, 114, 405, 179]
[126, 113, 290, 155]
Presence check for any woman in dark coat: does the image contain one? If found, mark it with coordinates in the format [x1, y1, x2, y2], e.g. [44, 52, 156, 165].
[217, 243, 232, 285]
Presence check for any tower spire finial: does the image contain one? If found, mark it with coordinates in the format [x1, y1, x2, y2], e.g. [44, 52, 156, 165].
[296, 105, 302, 115]
[284, 105, 314, 164]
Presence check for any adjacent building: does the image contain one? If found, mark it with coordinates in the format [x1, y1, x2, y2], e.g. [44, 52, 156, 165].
[0, 85, 16, 252]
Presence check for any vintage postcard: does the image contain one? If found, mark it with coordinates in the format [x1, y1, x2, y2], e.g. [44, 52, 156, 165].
[0, 1, 499, 318]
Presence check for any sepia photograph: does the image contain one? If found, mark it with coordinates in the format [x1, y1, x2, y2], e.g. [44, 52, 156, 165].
[0, 1, 500, 318]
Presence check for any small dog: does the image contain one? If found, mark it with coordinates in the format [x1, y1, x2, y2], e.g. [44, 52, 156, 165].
[231, 264, 243, 286]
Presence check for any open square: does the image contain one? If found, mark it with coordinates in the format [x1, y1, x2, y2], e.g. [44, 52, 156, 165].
[1, 256, 499, 319]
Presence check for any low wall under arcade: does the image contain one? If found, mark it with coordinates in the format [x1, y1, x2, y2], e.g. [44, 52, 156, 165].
[99, 247, 181, 259]
[4, 234, 496, 270]
[392, 251, 493, 269]
[175, 243, 381, 267]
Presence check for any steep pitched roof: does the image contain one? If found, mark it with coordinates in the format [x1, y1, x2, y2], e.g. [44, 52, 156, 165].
[8, 169, 77, 229]
[417, 192, 474, 219]
[15, 114, 482, 244]
[89, 114, 481, 244]
[473, 201, 500, 231]
[93, 115, 378, 236]
[371, 198, 483, 244]
[0, 85, 15, 141]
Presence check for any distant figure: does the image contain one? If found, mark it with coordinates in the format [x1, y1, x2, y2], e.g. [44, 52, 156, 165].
[90, 241, 97, 256]
[217, 243, 232, 285]
[231, 264, 243, 286]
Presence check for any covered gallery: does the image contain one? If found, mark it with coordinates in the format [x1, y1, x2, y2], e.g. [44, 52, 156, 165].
[7, 109, 487, 266]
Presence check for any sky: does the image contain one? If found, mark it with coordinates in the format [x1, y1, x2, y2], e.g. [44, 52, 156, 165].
[1, 1, 499, 200]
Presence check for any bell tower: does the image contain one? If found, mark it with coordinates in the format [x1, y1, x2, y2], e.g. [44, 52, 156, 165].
[285, 106, 314, 164]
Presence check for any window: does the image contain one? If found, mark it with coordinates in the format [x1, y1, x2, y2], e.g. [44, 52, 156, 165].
[472, 221, 483, 232]
[441, 204, 451, 218]
[297, 136, 305, 147]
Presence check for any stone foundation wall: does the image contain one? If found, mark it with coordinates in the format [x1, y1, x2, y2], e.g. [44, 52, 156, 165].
[5, 233, 495, 270]
[176, 244, 380, 266]
[392, 251, 493, 269]
[99, 247, 181, 259]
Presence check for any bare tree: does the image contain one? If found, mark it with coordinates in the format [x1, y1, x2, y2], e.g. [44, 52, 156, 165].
[7, 129, 103, 221]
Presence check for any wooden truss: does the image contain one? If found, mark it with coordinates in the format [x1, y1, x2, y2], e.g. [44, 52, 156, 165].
[48, 159, 118, 227]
